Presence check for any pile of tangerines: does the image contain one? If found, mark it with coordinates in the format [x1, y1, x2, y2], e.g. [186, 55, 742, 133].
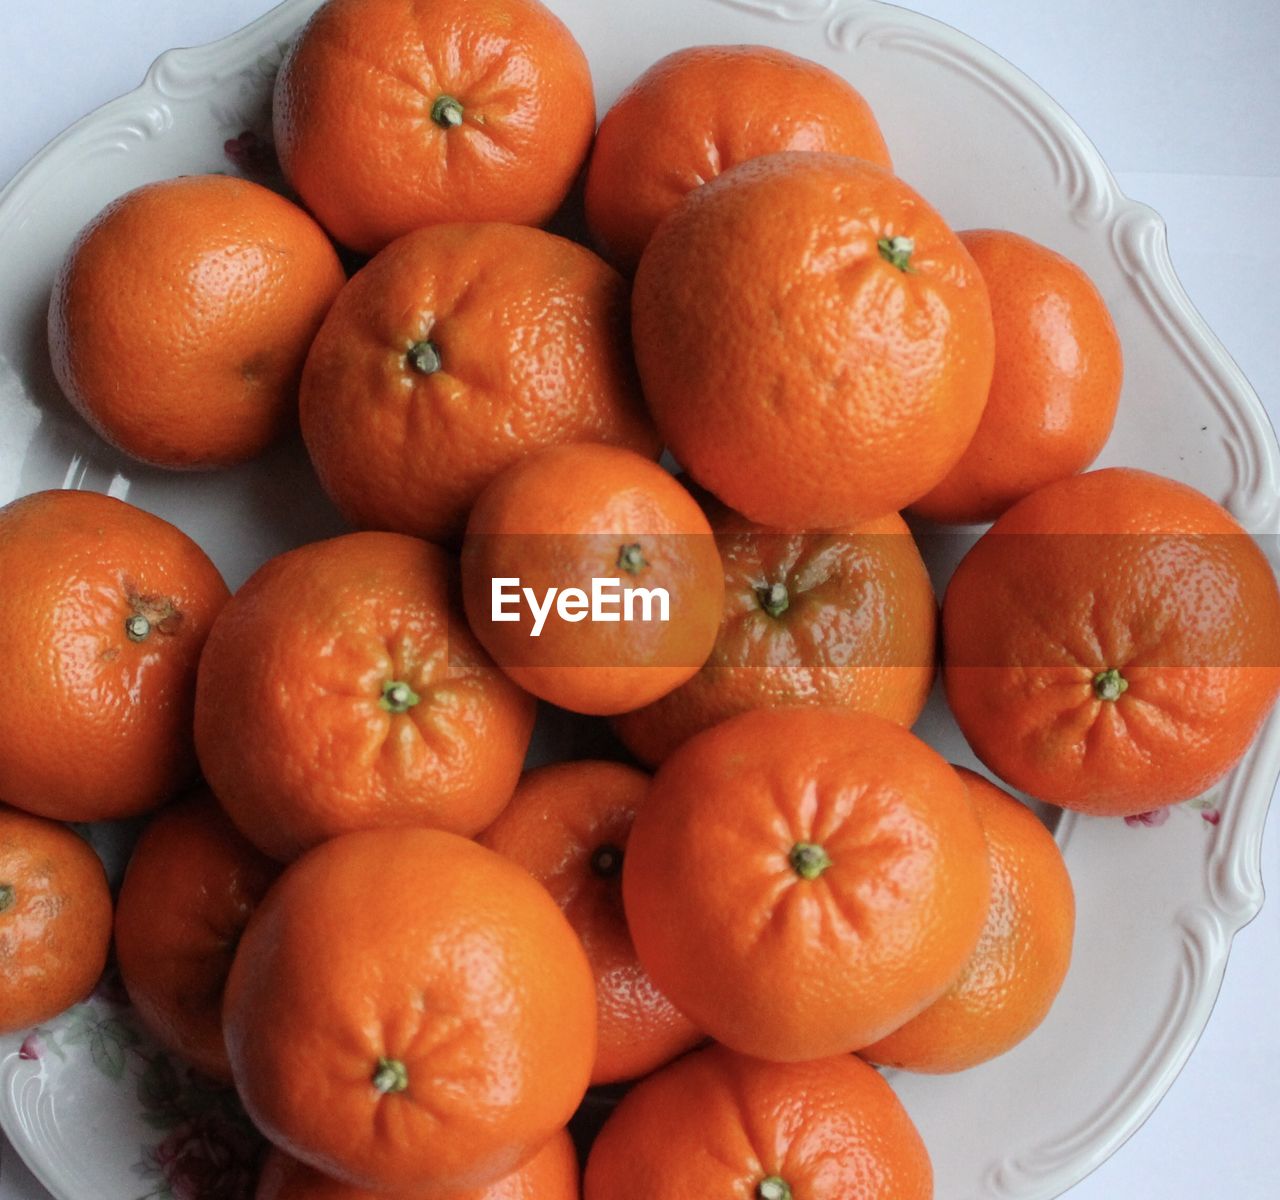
[2, 0, 1279, 1197]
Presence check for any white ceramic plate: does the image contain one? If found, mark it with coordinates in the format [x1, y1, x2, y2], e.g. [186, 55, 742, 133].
[2, 1, 1278, 1198]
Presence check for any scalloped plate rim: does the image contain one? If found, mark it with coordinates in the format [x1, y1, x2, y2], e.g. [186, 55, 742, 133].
[0, 1062, 89, 1200]
[0, 2, 1277, 1199]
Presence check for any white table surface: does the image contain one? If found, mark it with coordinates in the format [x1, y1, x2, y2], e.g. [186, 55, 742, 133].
[1, 2, 1277, 1197]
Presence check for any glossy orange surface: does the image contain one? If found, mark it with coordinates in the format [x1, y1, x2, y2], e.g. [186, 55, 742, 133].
[0, 807, 112, 1035]
[912, 229, 1123, 523]
[461, 444, 724, 715]
[631, 151, 994, 529]
[48, 175, 344, 469]
[224, 828, 596, 1193]
[943, 467, 1280, 813]
[194, 531, 535, 861]
[862, 768, 1075, 1073]
[301, 223, 659, 543]
[114, 790, 280, 1080]
[0, 489, 229, 821]
[583, 1045, 932, 1200]
[584, 44, 891, 272]
[614, 498, 936, 765]
[622, 708, 990, 1060]
[479, 761, 702, 1084]
[274, 0, 596, 253]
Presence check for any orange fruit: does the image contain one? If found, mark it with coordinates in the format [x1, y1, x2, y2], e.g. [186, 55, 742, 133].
[461, 444, 724, 715]
[911, 229, 1124, 524]
[300, 223, 659, 543]
[0, 489, 229, 822]
[613, 496, 936, 765]
[631, 151, 994, 529]
[273, 0, 595, 254]
[223, 827, 596, 1193]
[478, 761, 702, 1084]
[583, 1044, 931, 1200]
[622, 707, 990, 1060]
[0, 806, 112, 1035]
[114, 789, 280, 1080]
[861, 767, 1075, 1073]
[256, 1129, 581, 1200]
[194, 531, 534, 862]
[48, 175, 344, 469]
[943, 467, 1280, 814]
[584, 44, 892, 272]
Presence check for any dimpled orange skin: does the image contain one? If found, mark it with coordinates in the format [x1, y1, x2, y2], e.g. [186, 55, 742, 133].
[478, 761, 702, 1085]
[114, 790, 280, 1081]
[0, 490, 229, 822]
[631, 152, 994, 530]
[622, 708, 990, 1061]
[583, 1045, 932, 1200]
[461, 444, 725, 716]
[613, 497, 937, 766]
[256, 1129, 581, 1200]
[194, 532, 535, 862]
[911, 229, 1123, 524]
[273, 0, 596, 255]
[943, 468, 1280, 815]
[584, 44, 892, 273]
[0, 807, 113, 1035]
[300, 223, 659, 543]
[48, 175, 345, 469]
[861, 768, 1075, 1074]
[224, 828, 597, 1193]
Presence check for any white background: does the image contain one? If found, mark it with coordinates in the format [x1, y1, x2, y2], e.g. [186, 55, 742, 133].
[0, 1, 1277, 1197]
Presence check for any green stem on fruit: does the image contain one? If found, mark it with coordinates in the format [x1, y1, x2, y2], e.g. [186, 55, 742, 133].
[617, 543, 647, 574]
[372, 1057, 409, 1094]
[431, 95, 464, 129]
[380, 680, 421, 714]
[125, 614, 151, 643]
[788, 842, 831, 881]
[1093, 668, 1129, 702]
[0, 885, 14, 913]
[407, 340, 442, 375]
[590, 844, 624, 879]
[877, 235, 916, 272]
[757, 1177, 793, 1200]
[756, 581, 790, 618]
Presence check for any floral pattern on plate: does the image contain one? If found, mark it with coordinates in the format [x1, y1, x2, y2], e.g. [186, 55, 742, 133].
[7, 974, 262, 1200]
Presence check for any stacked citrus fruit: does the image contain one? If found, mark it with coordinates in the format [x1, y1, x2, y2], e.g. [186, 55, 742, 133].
[2, 0, 1278, 1198]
